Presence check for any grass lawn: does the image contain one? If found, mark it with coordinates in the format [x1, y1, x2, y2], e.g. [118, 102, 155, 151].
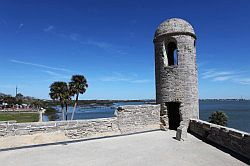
[0, 112, 39, 123]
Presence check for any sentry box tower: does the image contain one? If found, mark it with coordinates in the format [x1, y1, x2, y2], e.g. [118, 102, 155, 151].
[154, 18, 199, 130]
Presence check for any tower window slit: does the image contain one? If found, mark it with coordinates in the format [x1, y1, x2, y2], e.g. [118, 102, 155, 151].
[167, 42, 177, 66]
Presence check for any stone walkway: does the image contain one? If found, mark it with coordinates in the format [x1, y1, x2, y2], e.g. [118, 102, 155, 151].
[0, 130, 247, 166]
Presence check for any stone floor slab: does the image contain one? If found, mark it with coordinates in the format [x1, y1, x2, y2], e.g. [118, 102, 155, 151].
[0, 130, 247, 166]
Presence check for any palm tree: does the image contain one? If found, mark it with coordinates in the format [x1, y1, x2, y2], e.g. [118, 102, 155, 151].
[62, 87, 72, 121]
[31, 100, 43, 110]
[69, 75, 88, 120]
[49, 82, 69, 121]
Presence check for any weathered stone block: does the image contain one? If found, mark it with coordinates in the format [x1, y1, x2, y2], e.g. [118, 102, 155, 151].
[229, 130, 244, 139]
[15, 129, 30, 135]
[202, 123, 211, 131]
[55, 121, 68, 127]
[242, 134, 250, 157]
[0, 131, 7, 136]
[219, 127, 229, 136]
[176, 125, 187, 141]
[30, 122, 55, 127]
[230, 136, 243, 153]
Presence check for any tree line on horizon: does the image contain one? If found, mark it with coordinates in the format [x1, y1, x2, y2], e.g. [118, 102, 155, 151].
[49, 74, 88, 121]
[0, 92, 44, 110]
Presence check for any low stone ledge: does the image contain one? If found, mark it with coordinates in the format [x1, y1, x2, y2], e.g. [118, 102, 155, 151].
[189, 119, 250, 160]
[0, 105, 161, 142]
[0, 118, 119, 138]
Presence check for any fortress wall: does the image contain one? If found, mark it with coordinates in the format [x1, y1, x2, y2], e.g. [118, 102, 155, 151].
[116, 104, 160, 134]
[0, 105, 160, 139]
[0, 118, 119, 139]
[189, 119, 250, 160]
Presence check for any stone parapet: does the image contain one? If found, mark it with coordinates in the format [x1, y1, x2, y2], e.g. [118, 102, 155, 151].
[189, 119, 250, 160]
[0, 118, 118, 139]
[0, 105, 160, 139]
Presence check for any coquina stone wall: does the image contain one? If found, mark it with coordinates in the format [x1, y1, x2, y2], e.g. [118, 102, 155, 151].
[189, 119, 250, 160]
[116, 105, 160, 134]
[0, 105, 160, 139]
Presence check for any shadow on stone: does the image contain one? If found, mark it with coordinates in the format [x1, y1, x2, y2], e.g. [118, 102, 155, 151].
[189, 131, 250, 165]
[172, 137, 179, 141]
[0, 129, 160, 152]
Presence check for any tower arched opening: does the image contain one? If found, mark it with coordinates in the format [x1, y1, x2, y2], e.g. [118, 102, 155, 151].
[167, 42, 177, 66]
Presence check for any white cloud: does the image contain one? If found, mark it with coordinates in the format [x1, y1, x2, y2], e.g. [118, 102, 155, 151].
[100, 72, 129, 82]
[233, 78, 250, 85]
[202, 68, 250, 85]
[44, 25, 55, 32]
[202, 69, 235, 79]
[69, 33, 80, 41]
[43, 70, 61, 77]
[10, 59, 71, 72]
[213, 76, 232, 81]
[43, 26, 127, 55]
[80, 40, 127, 55]
[0, 18, 8, 28]
[100, 72, 151, 84]
[43, 70, 69, 79]
[16, 23, 24, 33]
[130, 79, 151, 83]
[18, 23, 24, 29]
[80, 40, 112, 50]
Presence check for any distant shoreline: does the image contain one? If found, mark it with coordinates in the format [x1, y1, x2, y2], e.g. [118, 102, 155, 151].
[45, 99, 250, 107]
[46, 98, 250, 103]
[199, 99, 249, 101]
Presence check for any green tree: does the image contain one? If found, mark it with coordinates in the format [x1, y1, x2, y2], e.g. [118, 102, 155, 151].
[16, 93, 24, 99]
[209, 111, 228, 126]
[69, 75, 88, 120]
[31, 100, 43, 110]
[49, 82, 70, 121]
[3, 96, 17, 107]
[15, 93, 24, 105]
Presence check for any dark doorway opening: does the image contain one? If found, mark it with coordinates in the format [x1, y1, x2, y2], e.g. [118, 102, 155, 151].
[166, 102, 181, 130]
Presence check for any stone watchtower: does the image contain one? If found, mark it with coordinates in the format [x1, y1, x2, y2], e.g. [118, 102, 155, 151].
[153, 18, 199, 130]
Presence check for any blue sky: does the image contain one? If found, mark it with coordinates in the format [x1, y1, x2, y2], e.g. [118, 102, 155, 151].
[0, 0, 250, 99]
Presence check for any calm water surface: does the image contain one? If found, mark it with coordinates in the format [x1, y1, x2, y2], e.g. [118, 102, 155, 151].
[199, 100, 250, 133]
[45, 101, 250, 133]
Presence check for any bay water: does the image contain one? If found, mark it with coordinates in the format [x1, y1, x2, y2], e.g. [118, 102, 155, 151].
[46, 100, 250, 133]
